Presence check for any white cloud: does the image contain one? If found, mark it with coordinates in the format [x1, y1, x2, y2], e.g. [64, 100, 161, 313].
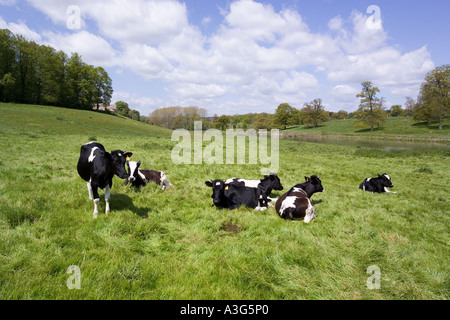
[0, 16, 42, 41]
[112, 91, 164, 115]
[328, 16, 343, 31]
[329, 85, 359, 111]
[86, 0, 189, 45]
[43, 30, 118, 67]
[17, 0, 437, 115]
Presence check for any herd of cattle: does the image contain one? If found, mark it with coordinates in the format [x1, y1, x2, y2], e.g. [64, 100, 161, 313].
[77, 142, 396, 221]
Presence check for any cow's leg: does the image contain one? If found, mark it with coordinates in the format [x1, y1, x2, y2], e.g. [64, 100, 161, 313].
[91, 183, 100, 219]
[105, 184, 111, 215]
[303, 201, 316, 224]
[384, 187, 397, 194]
[87, 180, 93, 200]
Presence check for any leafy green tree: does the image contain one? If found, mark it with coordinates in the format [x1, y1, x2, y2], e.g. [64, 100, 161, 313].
[389, 105, 404, 117]
[336, 110, 349, 120]
[92, 66, 113, 110]
[354, 81, 386, 131]
[0, 29, 16, 102]
[214, 115, 231, 130]
[115, 101, 131, 117]
[413, 65, 449, 130]
[301, 98, 329, 127]
[0, 29, 113, 111]
[252, 113, 274, 130]
[274, 103, 299, 129]
[128, 109, 140, 121]
[14, 35, 34, 103]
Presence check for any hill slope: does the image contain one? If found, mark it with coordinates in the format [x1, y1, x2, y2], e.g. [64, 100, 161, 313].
[284, 117, 450, 139]
[0, 103, 172, 138]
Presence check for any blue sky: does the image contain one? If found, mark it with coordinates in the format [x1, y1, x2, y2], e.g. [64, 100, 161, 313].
[0, 0, 448, 116]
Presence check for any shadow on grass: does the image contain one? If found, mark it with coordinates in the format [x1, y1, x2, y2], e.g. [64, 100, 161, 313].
[355, 127, 384, 133]
[412, 121, 449, 130]
[112, 193, 149, 218]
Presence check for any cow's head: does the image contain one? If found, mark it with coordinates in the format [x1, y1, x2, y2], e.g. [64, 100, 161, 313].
[205, 179, 226, 207]
[378, 173, 394, 188]
[110, 150, 132, 179]
[264, 173, 283, 191]
[125, 160, 141, 186]
[305, 175, 324, 193]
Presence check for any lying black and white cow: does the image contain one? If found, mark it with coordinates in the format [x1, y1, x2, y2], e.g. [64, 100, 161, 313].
[77, 142, 132, 219]
[205, 179, 269, 211]
[275, 175, 324, 223]
[125, 161, 173, 190]
[359, 173, 396, 194]
[225, 173, 283, 201]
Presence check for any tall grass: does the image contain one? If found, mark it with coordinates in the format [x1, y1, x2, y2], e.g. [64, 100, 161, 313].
[0, 103, 448, 299]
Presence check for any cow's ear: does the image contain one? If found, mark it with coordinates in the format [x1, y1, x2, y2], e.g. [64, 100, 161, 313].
[205, 181, 213, 187]
[305, 176, 310, 182]
[136, 161, 141, 168]
[125, 152, 133, 161]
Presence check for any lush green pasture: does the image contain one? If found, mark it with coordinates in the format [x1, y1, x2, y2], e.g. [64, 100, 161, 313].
[284, 117, 450, 139]
[0, 103, 448, 300]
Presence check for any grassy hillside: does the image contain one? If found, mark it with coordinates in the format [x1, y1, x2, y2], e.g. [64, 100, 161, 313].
[284, 117, 450, 139]
[0, 103, 448, 300]
[0, 103, 172, 138]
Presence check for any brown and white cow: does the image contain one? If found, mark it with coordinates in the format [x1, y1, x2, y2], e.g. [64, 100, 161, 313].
[275, 175, 324, 223]
[125, 161, 173, 190]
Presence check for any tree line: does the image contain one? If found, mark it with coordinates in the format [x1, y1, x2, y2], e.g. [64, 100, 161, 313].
[0, 29, 113, 110]
[146, 65, 448, 131]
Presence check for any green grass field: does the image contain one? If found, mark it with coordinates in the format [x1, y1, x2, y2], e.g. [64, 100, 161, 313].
[0, 103, 448, 300]
[284, 117, 450, 140]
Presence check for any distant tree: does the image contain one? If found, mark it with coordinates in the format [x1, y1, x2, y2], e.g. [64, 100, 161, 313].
[301, 98, 329, 128]
[0, 29, 16, 102]
[214, 115, 231, 130]
[389, 105, 404, 117]
[354, 81, 386, 131]
[274, 103, 299, 129]
[252, 113, 274, 130]
[241, 113, 256, 129]
[336, 110, 349, 120]
[115, 101, 131, 117]
[404, 97, 416, 117]
[128, 109, 140, 121]
[413, 65, 449, 130]
[0, 29, 113, 110]
[92, 66, 113, 110]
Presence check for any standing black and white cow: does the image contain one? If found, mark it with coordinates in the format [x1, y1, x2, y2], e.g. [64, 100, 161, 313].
[77, 142, 132, 218]
[225, 173, 283, 200]
[275, 175, 324, 223]
[359, 173, 396, 193]
[125, 160, 173, 190]
[205, 179, 269, 211]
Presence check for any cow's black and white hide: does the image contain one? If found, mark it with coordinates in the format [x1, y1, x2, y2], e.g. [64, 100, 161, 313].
[125, 161, 173, 190]
[205, 179, 269, 211]
[77, 142, 132, 218]
[225, 173, 283, 201]
[359, 173, 396, 194]
[275, 175, 324, 222]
